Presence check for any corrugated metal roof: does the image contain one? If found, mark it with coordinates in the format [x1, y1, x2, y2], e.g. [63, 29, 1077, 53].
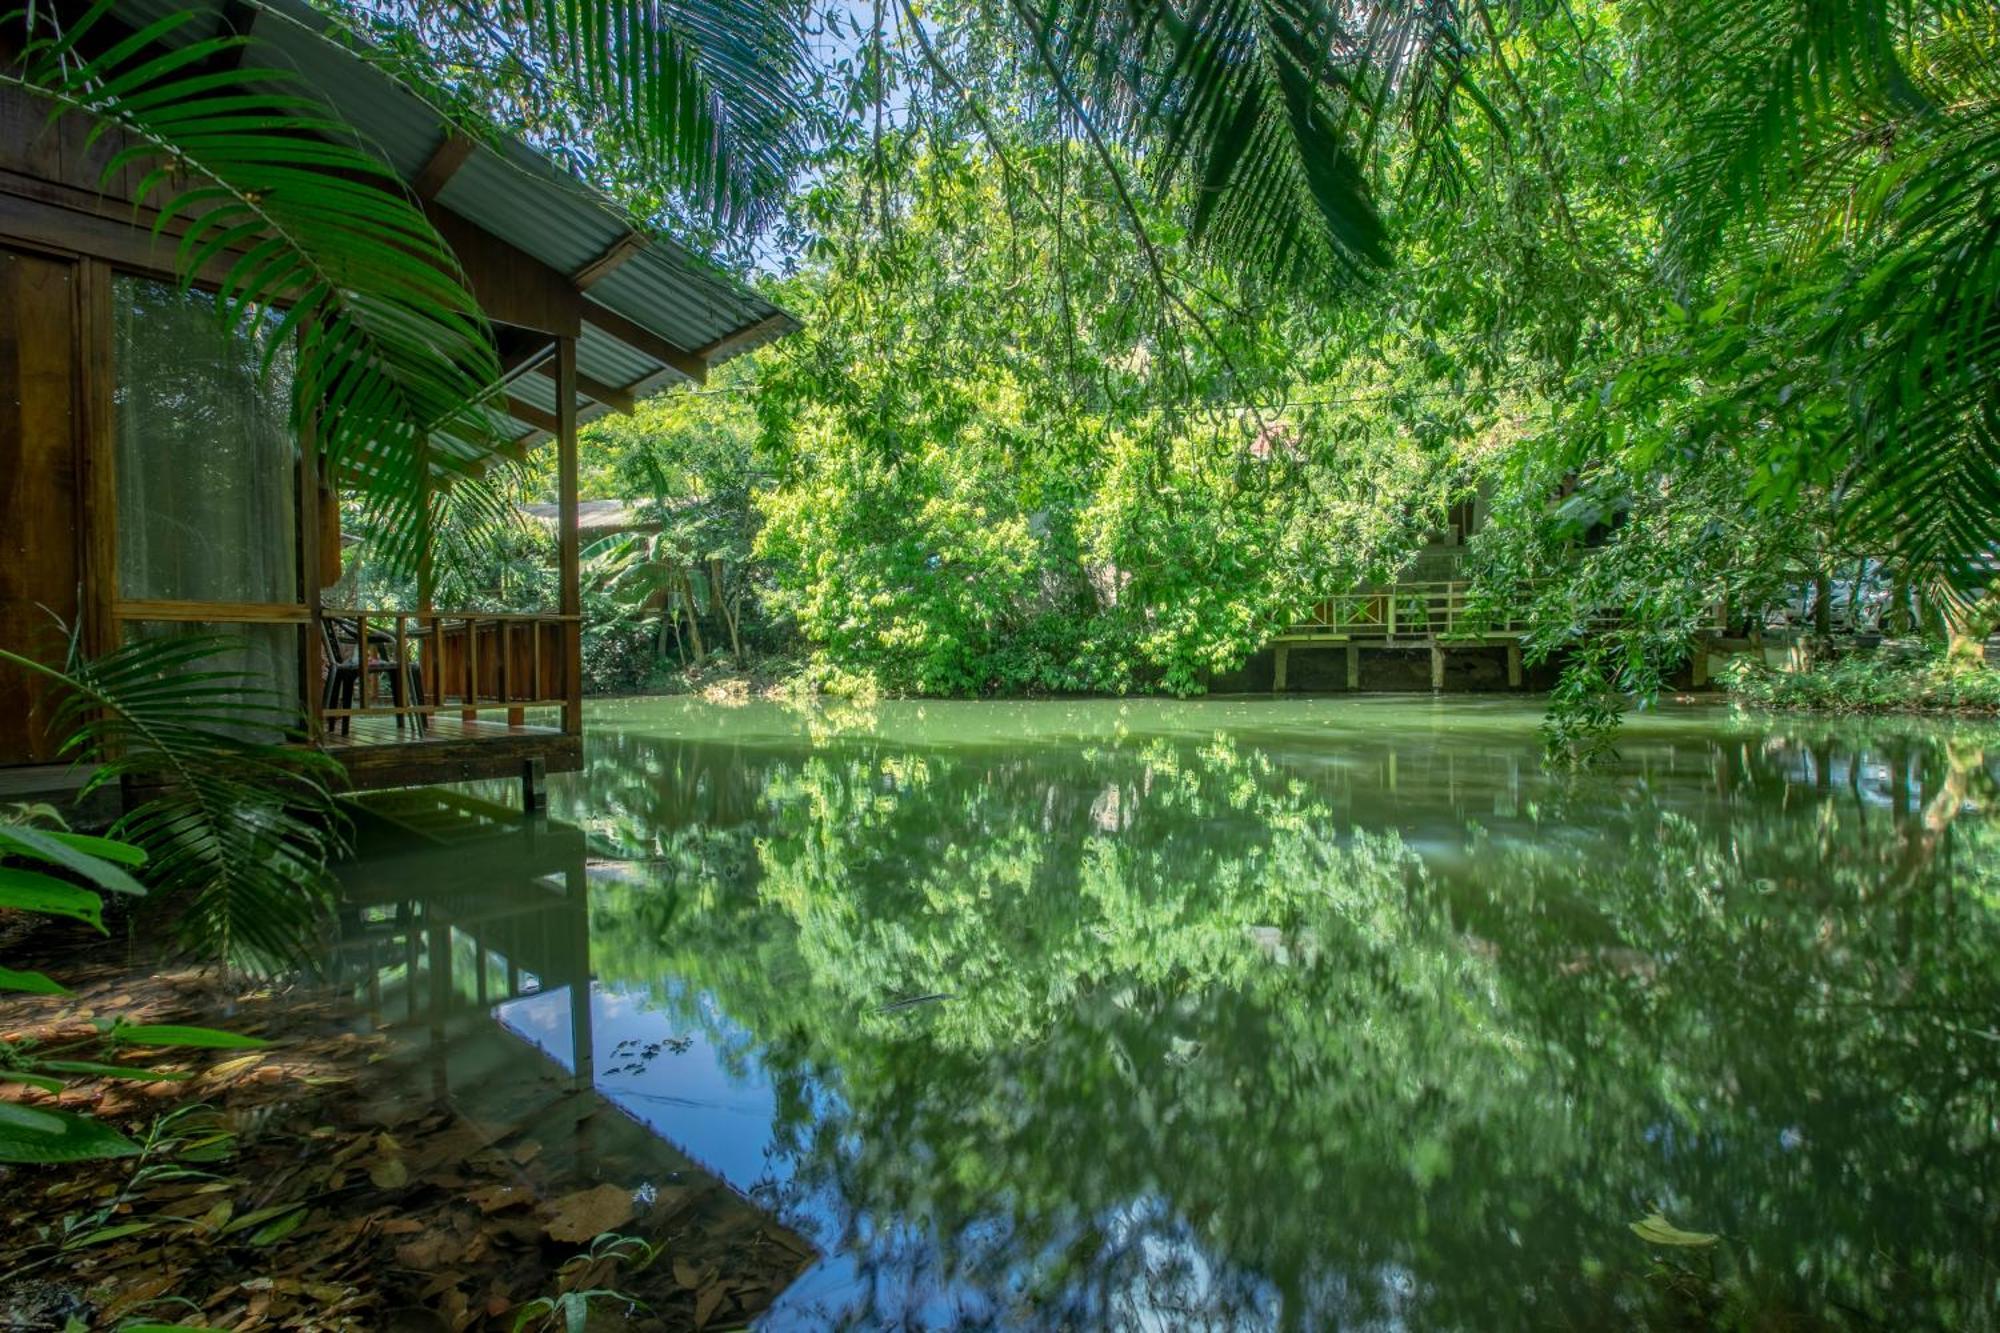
[111, 0, 797, 448]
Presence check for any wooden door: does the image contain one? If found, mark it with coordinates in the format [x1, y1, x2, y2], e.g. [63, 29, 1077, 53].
[0, 246, 80, 764]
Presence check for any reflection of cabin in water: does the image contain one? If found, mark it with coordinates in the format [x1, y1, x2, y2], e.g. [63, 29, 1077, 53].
[328, 791, 818, 1317]
[0, 0, 796, 800]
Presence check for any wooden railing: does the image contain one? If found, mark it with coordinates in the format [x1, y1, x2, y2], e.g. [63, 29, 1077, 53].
[316, 608, 579, 736]
[1284, 581, 1533, 641]
[1282, 580, 1726, 642]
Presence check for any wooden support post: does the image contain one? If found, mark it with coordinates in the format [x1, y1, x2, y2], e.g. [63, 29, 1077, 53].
[1691, 646, 1710, 688]
[394, 614, 409, 729]
[418, 446, 437, 717]
[556, 337, 583, 737]
[521, 756, 546, 814]
[404, 930, 420, 1021]
[78, 260, 118, 666]
[1272, 644, 1290, 694]
[462, 618, 478, 723]
[564, 861, 592, 1090]
[426, 919, 451, 1023]
[1345, 644, 1360, 691]
[1506, 643, 1523, 689]
[1430, 639, 1445, 691]
[503, 619, 524, 726]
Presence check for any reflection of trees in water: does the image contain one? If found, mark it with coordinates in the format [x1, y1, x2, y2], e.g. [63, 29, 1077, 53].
[575, 720, 2000, 1329]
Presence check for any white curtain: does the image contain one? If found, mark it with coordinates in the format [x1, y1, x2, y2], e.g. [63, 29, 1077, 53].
[114, 277, 296, 605]
[113, 278, 301, 709]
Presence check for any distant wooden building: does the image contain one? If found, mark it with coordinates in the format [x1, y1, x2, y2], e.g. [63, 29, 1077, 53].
[0, 0, 796, 797]
[518, 499, 667, 541]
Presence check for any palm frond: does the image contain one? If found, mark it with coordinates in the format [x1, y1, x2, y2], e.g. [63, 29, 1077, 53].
[1022, 0, 1474, 290]
[1818, 18, 2000, 583]
[1648, 0, 1952, 274]
[5, 1, 509, 572]
[413, 0, 812, 230]
[1644, 0, 2000, 587]
[0, 634, 349, 974]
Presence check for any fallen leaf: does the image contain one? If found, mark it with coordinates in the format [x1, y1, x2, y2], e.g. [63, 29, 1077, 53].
[466, 1183, 533, 1214]
[673, 1259, 702, 1290]
[694, 1281, 727, 1328]
[205, 1053, 266, 1080]
[1629, 1212, 1719, 1247]
[368, 1157, 409, 1190]
[542, 1183, 634, 1243]
[396, 1234, 462, 1268]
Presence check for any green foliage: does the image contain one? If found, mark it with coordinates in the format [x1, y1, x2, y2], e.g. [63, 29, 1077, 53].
[13, 1104, 241, 1264]
[748, 128, 1479, 696]
[1722, 649, 2000, 715]
[511, 1233, 655, 1332]
[0, 811, 255, 1166]
[0, 635, 346, 972]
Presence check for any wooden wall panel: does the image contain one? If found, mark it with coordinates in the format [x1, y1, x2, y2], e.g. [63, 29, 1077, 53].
[0, 245, 80, 764]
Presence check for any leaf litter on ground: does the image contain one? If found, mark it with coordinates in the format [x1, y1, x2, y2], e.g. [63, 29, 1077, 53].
[0, 916, 817, 1329]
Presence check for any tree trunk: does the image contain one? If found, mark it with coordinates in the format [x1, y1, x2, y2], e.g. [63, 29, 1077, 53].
[680, 569, 706, 663]
[713, 558, 743, 660]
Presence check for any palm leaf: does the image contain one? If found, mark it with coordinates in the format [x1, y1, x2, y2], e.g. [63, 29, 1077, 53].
[4, 1, 510, 572]
[402, 0, 812, 230]
[1647, 0, 2000, 587]
[1021, 0, 1474, 289]
[1648, 0, 1933, 273]
[0, 635, 349, 973]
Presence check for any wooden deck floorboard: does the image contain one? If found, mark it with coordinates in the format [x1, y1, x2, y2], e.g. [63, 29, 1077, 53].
[319, 716, 562, 749]
[316, 715, 580, 791]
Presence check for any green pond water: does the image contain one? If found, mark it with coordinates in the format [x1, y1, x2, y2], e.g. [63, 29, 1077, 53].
[336, 695, 2000, 1329]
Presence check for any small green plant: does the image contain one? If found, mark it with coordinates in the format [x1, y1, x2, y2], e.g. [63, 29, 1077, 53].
[0, 806, 265, 1165]
[0, 630, 348, 971]
[513, 1233, 657, 1332]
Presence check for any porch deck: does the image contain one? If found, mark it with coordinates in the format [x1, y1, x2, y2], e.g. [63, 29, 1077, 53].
[318, 714, 581, 792]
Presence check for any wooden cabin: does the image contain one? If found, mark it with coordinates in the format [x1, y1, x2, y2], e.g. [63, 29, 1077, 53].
[0, 0, 796, 800]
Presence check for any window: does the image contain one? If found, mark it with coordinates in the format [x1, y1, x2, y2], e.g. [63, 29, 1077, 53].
[113, 277, 297, 605]
[113, 278, 301, 711]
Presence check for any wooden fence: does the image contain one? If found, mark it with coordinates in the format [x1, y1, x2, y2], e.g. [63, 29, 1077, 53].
[1282, 581, 1532, 641]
